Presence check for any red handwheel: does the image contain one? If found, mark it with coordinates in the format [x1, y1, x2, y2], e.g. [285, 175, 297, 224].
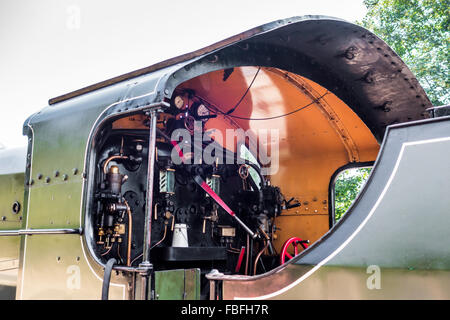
[280, 237, 309, 265]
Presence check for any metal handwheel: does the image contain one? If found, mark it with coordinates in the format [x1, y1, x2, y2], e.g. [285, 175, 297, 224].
[280, 237, 309, 265]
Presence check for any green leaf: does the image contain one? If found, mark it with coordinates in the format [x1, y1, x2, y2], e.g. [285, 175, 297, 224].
[334, 167, 372, 221]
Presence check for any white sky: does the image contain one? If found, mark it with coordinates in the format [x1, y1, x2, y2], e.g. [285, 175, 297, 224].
[0, 0, 367, 149]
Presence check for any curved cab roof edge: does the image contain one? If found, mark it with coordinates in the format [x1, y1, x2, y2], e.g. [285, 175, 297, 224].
[29, 15, 430, 142]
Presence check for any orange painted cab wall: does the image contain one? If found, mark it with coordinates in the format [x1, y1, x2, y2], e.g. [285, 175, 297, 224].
[179, 67, 380, 252]
[113, 66, 380, 253]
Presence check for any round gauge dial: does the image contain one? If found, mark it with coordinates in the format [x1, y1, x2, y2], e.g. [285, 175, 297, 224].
[197, 104, 209, 117]
[193, 103, 210, 121]
[174, 95, 185, 109]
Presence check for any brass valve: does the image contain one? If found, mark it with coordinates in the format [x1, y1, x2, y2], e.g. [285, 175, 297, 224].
[202, 205, 219, 233]
[97, 227, 105, 245]
[164, 211, 175, 231]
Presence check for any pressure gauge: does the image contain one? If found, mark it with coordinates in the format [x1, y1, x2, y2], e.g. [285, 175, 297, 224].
[192, 102, 210, 121]
[197, 104, 209, 118]
[174, 95, 185, 109]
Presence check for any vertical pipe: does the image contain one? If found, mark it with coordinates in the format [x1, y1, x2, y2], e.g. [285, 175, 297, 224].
[142, 109, 157, 265]
[140, 275, 148, 300]
[123, 199, 133, 267]
[139, 109, 158, 299]
[245, 234, 249, 275]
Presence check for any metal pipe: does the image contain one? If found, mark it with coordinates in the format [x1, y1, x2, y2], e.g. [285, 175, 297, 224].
[253, 241, 270, 275]
[123, 199, 133, 267]
[130, 253, 143, 267]
[101, 244, 114, 256]
[233, 214, 258, 239]
[138, 109, 158, 300]
[103, 155, 129, 175]
[142, 109, 157, 266]
[140, 275, 148, 300]
[134, 109, 158, 300]
[0, 228, 82, 236]
[112, 265, 146, 273]
[245, 234, 249, 275]
[249, 238, 253, 275]
[150, 224, 167, 249]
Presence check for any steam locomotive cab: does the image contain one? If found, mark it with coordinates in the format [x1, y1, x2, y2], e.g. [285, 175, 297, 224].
[86, 65, 384, 299]
[90, 99, 291, 298]
[0, 16, 434, 301]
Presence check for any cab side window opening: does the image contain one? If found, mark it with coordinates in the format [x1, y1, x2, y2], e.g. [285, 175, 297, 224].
[333, 167, 372, 223]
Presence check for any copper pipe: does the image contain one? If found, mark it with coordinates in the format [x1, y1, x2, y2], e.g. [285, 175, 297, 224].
[129, 224, 168, 266]
[151, 224, 168, 249]
[245, 234, 249, 275]
[117, 243, 123, 263]
[101, 244, 114, 256]
[229, 246, 242, 253]
[103, 155, 129, 174]
[123, 199, 133, 267]
[258, 226, 272, 256]
[258, 226, 270, 240]
[253, 240, 270, 275]
[130, 253, 143, 266]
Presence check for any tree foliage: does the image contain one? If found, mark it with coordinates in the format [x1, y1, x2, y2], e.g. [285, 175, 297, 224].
[360, 0, 449, 106]
[334, 167, 372, 221]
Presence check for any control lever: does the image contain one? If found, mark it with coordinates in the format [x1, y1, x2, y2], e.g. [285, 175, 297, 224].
[170, 139, 258, 239]
[283, 197, 301, 210]
[193, 175, 258, 239]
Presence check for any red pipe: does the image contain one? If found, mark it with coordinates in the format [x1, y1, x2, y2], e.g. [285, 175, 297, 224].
[235, 246, 246, 273]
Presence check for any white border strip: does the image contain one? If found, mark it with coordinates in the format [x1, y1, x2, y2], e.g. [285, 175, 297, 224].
[235, 136, 450, 300]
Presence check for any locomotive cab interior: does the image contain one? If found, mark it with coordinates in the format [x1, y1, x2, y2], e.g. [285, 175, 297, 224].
[86, 66, 380, 298]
